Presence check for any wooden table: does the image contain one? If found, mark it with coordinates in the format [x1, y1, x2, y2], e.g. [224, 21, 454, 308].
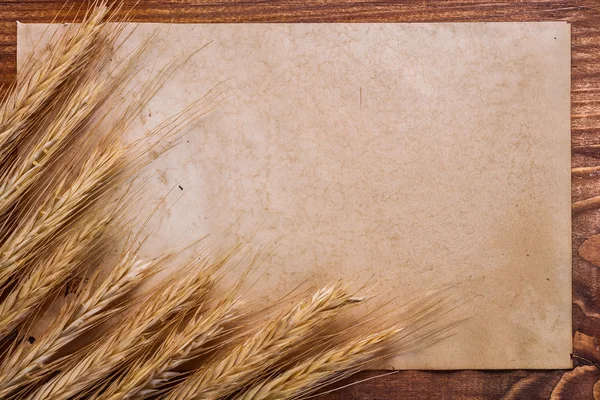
[1, 1, 599, 398]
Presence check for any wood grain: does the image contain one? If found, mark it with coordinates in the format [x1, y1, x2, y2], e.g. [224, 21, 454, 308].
[2, 0, 600, 398]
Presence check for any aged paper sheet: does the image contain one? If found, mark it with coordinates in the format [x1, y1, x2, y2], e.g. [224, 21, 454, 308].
[18, 22, 571, 369]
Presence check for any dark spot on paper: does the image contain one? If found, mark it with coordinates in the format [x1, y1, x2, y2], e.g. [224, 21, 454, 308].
[28, 336, 35, 344]
[148, 109, 152, 118]
[179, 185, 183, 190]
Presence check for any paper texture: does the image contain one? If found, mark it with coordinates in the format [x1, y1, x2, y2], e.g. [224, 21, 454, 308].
[18, 22, 572, 369]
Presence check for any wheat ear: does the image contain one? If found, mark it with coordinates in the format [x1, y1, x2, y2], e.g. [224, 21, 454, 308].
[0, 253, 150, 399]
[165, 284, 363, 400]
[245, 292, 462, 400]
[99, 293, 242, 400]
[0, 63, 130, 221]
[238, 311, 459, 400]
[236, 328, 399, 400]
[0, 2, 112, 165]
[0, 213, 113, 340]
[27, 256, 228, 400]
[0, 139, 127, 292]
[0, 40, 214, 293]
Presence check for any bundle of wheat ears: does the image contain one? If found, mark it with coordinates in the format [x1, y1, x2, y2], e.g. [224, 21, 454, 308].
[0, 3, 457, 399]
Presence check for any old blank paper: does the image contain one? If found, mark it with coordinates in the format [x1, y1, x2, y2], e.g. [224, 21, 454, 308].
[18, 22, 571, 369]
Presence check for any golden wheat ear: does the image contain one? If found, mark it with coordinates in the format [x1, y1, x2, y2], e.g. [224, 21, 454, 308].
[0, 138, 128, 297]
[96, 291, 243, 400]
[0, 39, 214, 302]
[236, 328, 399, 400]
[0, 1, 114, 167]
[0, 213, 114, 341]
[26, 251, 233, 400]
[164, 284, 364, 400]
[237, 292, 462, 400]
[0, 49, 139, 227]
[0, 252, 151, 399]
[0, 6, 126, 298]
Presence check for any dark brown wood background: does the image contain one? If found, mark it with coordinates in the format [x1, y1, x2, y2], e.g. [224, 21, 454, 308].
[1, 1, 600, 399]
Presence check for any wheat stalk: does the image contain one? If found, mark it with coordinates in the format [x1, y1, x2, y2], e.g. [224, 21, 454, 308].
[165, 284, 364, 400]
